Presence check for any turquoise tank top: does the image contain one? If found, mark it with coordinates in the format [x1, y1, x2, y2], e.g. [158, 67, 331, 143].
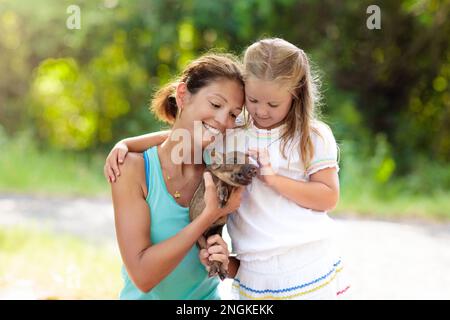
[119, 146, 220, 300]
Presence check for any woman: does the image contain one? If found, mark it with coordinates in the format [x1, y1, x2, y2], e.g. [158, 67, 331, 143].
[110, 53, 245, 299]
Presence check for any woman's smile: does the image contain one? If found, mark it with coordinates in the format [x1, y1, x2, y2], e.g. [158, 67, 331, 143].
[202, 122, 222, 136]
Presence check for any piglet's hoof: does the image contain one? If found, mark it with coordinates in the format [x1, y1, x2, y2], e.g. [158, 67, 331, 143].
[208, 261, 228, 281]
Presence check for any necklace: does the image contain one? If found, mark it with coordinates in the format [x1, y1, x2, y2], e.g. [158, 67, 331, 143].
[166, 175, 181, 199]
[165, 166, 203, 200]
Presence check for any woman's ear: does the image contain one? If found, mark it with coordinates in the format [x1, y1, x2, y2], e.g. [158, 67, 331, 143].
[175, 82, 189, 110]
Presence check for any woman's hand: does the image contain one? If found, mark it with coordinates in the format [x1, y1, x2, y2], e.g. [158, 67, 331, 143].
[104, 141, 129, 183]
[199, 234, 230, 273]
[203, 172, 243, 220]
[248, 148, 276, 185]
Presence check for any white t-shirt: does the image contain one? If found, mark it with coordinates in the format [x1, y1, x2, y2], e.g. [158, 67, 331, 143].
[219, 120, 340, 262]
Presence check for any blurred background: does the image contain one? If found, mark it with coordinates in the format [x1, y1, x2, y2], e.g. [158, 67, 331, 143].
[0, 0, 449, 299]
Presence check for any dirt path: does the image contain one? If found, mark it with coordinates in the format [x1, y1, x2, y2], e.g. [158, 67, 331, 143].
[1, 194, 450, 299]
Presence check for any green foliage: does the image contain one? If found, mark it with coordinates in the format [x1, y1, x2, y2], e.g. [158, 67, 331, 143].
[1, 0, 448, 154]
[0, 0, 449, 217]
[30, 58, 98, 149]
[0, 127, 107, 196]
[336, 131, 450, 220]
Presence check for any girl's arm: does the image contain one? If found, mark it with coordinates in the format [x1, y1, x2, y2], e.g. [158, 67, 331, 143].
[122, 130, 170, 153]
[265, 168, 339, 212]
[112, 154, 242, 293]
[105, 131, 170, 182]
[250, 148, 339, 212]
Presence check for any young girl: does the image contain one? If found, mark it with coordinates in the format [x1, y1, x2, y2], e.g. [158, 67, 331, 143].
[106, 38, 350, 299]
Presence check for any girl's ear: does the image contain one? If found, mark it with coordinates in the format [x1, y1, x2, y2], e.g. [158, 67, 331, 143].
[175, 82, 189, 110]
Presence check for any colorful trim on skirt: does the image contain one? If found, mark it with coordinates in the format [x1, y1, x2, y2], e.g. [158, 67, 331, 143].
[231, 241, 350, 300]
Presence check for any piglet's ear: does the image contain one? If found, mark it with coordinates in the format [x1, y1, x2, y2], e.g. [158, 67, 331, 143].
[248, 155, 259, 167]
[203, 148, 222, 166]
[205, 150, 222, 171]
[217, 180, 229, 209]
[212, 152, 224, 165]
[209, 163, 221, 170]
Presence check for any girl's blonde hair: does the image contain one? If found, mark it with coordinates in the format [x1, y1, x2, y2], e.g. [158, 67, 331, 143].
[243, 38, 323, 166]
[151, 53, 244, 125]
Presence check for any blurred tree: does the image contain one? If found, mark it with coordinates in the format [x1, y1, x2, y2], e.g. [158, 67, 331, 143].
[0, 0, 448, 168]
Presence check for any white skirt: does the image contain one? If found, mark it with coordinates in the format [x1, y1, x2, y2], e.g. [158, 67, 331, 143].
[231, 239, 350, 300]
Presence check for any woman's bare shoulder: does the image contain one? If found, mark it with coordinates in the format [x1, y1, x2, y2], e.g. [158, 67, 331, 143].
[122, 152, 144, 170]
[113, 152, 146, 191]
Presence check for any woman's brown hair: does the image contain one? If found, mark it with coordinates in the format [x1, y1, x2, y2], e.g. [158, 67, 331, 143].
[151, 53, 244, 125]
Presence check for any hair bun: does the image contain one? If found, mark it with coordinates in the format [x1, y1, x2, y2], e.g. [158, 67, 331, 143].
[167, 95, 178, 119]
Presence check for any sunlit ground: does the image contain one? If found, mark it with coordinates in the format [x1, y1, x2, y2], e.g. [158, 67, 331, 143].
[1, 137, 449, 299]
[0, 226, 122, 299]
[0, 225, 236, 300]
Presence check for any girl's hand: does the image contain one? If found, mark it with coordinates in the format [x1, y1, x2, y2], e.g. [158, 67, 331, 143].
[203, 172, 243, 220]
[104, 141, 129, 183]
[199, 234, 230, 273]
[248, 148, 276, 185]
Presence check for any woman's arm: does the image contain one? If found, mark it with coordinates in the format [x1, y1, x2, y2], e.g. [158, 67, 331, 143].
[105, 131, 170, 182]
[112, 154, 241, 292]
[199, 235, 233, 275]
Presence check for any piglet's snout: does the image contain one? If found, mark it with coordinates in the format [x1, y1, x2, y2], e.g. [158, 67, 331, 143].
[242, 164, 259, 179]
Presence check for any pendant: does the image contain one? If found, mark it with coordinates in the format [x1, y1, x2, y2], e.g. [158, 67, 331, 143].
[174, 191, 181, 199]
